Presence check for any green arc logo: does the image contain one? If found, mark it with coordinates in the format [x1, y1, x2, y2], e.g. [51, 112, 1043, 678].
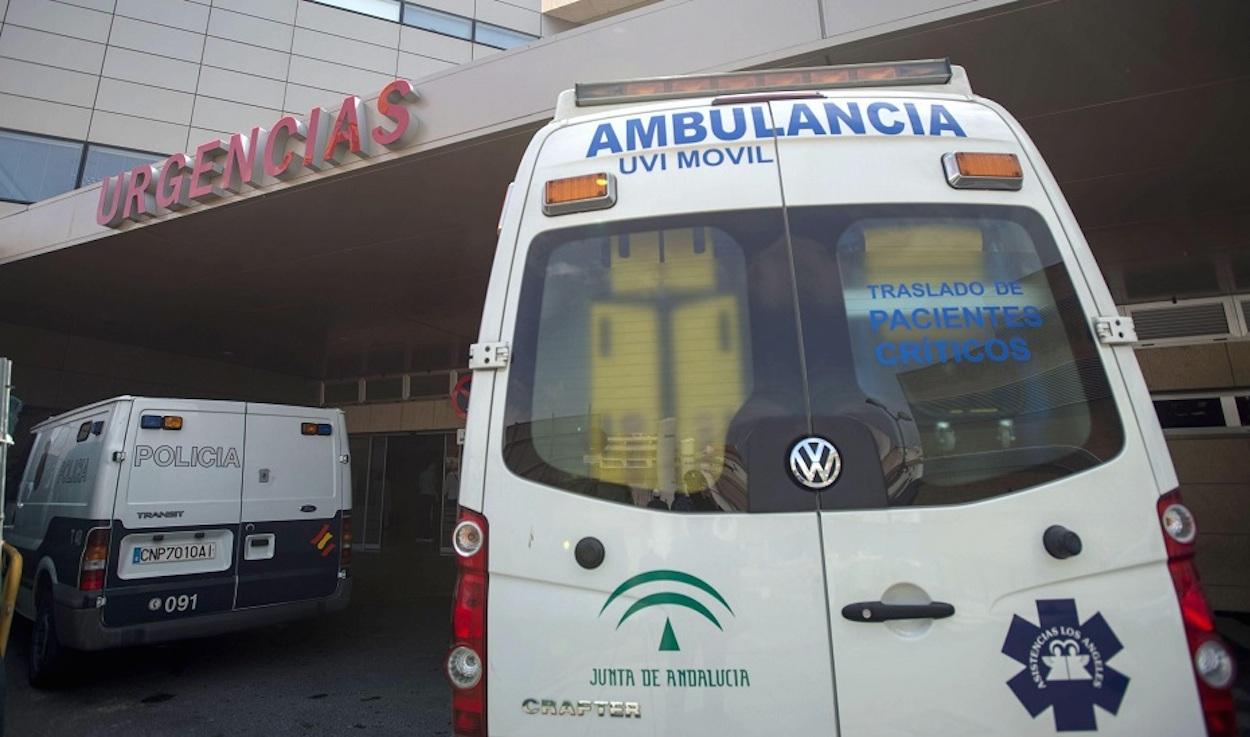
[599, 570, 733, 652]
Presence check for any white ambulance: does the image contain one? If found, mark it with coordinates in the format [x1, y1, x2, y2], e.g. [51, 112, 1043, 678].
[446, 60, 1240, 736]
[7, 397, 352, 687]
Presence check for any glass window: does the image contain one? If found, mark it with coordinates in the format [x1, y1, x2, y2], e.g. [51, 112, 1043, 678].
[474, 22, 536, 49]
[1122, 259, 1220, 303]
[324, 380, 362, 405]
[23, 436, 51, 497]
[402, 4, 472, 39]
[409, 373, 450, 397]
[1154, 398, 1226, 429]
[21, 426, 64, 504]
[505, 210, 811, 513]
[505, 205, 1123, 513]
[789, 204, 1122, 508]
[365, 376, 404, 402]
[311, 0, 400, 21]
[79, 144, 164, 188]
[0, 130, 82, 204]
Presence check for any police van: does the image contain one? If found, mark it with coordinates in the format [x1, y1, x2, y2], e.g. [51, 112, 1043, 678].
[7, 396, 351, 686]
[447, 60, 1240, 736]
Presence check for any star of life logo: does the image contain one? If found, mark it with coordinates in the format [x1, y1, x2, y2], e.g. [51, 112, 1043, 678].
[1001, 599, 1130, 732]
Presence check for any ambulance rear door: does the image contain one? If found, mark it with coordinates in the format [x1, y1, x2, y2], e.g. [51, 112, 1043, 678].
[480, 97, 840, 736]
[766, 94, 1201, 735]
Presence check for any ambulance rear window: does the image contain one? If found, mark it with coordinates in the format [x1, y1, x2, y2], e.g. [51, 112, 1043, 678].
[503, 205, 1123, 512]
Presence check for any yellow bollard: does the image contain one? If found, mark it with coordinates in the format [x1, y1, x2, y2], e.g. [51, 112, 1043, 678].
[0, 543, 23, 658]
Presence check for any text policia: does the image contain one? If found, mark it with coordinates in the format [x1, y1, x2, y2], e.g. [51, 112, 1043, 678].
[867, 280, 1044, 367]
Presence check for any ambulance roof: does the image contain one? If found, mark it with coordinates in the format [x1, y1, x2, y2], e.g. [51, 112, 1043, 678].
[553, 59, 974, 122]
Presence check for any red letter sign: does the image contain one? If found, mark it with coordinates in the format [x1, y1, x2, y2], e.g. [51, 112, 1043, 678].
[372, 79, 418, 148]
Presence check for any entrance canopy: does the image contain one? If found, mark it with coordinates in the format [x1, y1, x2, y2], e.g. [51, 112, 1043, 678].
[0, 130, 534, 377]
[0, 0, 1246, 383]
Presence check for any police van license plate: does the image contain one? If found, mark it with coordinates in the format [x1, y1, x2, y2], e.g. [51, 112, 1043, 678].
[118, 530, 233, 580]
[133, 541, 217, 565]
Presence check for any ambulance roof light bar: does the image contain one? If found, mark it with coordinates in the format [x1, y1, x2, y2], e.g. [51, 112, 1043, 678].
[575, 59, 952, 107]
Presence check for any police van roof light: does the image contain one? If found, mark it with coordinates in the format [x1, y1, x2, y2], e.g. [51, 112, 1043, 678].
[575, 59, 952, 107]
[142, 414, 181, 430]
[943, 152, 1023, 191]
[544, 173, 616, 216]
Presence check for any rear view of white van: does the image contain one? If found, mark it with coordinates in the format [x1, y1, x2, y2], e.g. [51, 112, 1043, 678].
[447, 59, 1241, 737]
[8, 397, 351, 686]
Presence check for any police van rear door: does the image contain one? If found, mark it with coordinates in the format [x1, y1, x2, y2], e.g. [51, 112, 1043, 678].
[235, 404, 345, 608]
[480, 98, 840, 735]
[767, 95, 1200, 735]
[106, 399, 245, 626]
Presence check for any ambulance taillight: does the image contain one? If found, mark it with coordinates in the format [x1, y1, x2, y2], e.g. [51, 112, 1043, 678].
[79, 528, 110, 591]
[1156, 492, 1237, 736]
[448, 509, 488, 737]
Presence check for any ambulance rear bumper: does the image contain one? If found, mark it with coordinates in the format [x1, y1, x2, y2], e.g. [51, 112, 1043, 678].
[52, 578, 352, 651]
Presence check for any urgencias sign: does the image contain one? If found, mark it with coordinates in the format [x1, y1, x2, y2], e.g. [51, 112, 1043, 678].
[96, 79, 419, 228]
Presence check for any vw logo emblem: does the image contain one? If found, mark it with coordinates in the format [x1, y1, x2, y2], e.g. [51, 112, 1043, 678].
[788, 436, 841, 490]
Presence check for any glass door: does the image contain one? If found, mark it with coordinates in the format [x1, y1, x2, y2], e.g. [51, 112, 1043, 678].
[349, 435, 388, 552]
[438, 433, 459, 554]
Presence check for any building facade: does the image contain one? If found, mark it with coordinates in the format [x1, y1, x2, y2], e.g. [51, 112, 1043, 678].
[0, 0, 583, 220]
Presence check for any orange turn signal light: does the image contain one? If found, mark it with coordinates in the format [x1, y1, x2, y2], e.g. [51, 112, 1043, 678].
[543, 173, 617, 216]
[943, 152, 1023, 191]
[953, 152, 1022, 178]
[546, 173, 608, 203]
[162, 415, 183, 430]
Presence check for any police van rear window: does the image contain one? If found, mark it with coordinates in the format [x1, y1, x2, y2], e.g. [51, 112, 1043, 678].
[503, 205, 1123, 512]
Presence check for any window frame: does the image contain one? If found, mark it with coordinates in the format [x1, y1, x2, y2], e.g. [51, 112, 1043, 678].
[0, 127, 87, 206]
[401, 2, 474, 41]
[363, 375, 407, 403]
[501, 209, 809, 514]
[472, 20, 538, 50]
[302, 0, 541, 50]
[77, 142, 166, 191]
[0, 127, 167, 206]
[323, 378, 365, 406]
[500, 204, 1126, 513]
[304, 0, 402, 22]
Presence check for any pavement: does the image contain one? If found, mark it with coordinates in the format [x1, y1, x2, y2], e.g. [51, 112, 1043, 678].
[4, 547, 456, 737]
[1222, 615, 1250, 737]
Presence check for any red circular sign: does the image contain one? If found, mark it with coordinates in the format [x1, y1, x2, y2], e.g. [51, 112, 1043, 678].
[452, 374, 472, 419]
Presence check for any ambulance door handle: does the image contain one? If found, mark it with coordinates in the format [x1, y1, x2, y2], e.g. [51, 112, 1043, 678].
[841, 601, 955, 622]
